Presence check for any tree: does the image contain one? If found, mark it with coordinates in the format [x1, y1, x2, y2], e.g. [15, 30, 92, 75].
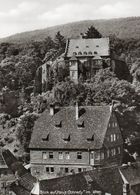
[54, 31, 66, 52]
[84, 26, 102, 39]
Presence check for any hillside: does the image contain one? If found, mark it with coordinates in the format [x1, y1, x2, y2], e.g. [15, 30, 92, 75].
[1, 17, 140, 43]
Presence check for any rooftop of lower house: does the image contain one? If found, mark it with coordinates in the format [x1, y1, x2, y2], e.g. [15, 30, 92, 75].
[2, 149, 140, 195]
[29, 106, 113, 150]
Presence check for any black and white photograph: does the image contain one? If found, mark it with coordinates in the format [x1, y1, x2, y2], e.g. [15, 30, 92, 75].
[0, 0, 140, 194]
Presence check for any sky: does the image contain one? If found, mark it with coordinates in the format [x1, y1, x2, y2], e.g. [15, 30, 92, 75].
[0, 0, 140, 38]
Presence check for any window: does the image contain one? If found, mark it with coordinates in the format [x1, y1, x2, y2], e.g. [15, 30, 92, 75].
[87, 134, 94, 142]
[46, 167, 54, 173]
[111, 149, 114, 156]
[73, 52, 77, 55]
[71, 71, 75, 78]
[76, 46, 79, 48]
[111, 148, 116, 156]
[77, 121, 84, 128]
[55, 121, 62, 128]
[46, 167, 49, 172]
[107, 149, 110, 158]
[96, 45, 99, 47]
[86, 45, 89, 48]
[78, 168, 82, 172]
[118, 147, 121, 154]
[78, 52, 82, 55]
[83, 51, 87, 55]
[59, 152, 63, 160]
[65, 167, 69, 173]
[111, 134, 113, 142]
[101, 152, 104, 160]
[42, 152, 47, 160]
[49, 152, 53, 159]
[95, 151, 100, 160]
[88, 51, 92, 55]
[114, 134, 116, 141]
[65, 152, 70, 160]
[94, 51, 98, 54]
[77, 152, 82, 159]
[108, 123, 111, 127]
[83, 168, 86, 172]
[63, 134, 70, 142]
[50, 167, 54, 173]
[42, 134, 49, 141]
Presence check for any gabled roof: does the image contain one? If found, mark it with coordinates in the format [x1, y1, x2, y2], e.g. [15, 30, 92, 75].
[65, 38, 110, 58]
[29, 106, 112, 150]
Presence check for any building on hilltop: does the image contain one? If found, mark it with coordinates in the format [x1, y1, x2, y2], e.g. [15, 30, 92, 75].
[29, 105, 123, 180]
[64, 37, 110, 83]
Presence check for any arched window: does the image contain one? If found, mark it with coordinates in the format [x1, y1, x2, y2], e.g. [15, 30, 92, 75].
[73, 52, 77, 55]
[88, 51, 92, 55]
[94, 51, 98, 54]
[83, 51, 87, 55]
[78, 52, 82, 55]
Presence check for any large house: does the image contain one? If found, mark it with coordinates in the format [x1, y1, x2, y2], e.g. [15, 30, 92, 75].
[29, 105, 123, 179]
[64, 37, 110, 83]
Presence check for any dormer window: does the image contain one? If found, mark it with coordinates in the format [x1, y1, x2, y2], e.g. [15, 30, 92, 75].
[73, 52, 77, 55]
[78, 52, 82, 55]
[42, 133, 49, 141]
[88, 51, 92, 55]
[55, 121, 62, 128]
[63, 134, 70, 142]
[87, 134, 94, 142]
[77, 121, 84, 128]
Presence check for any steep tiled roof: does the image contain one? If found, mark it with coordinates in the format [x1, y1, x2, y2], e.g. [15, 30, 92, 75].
[66, 38, 110, 57]
[40, 165, 123, 195]
[29, 106, 112, 150]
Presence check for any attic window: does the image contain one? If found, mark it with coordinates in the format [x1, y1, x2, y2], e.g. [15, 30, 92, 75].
[77, 121, 84, 128]
[73, 52, 77, 56]
[83, 51, 87, 55]
[94, 51, 98, 54]
[42, 134, 49, 141]
[86, 45, 89, 48]
[87, 135, 94, 142]
[88, 51, 92, 55]
[55, 121, 62, 128]
[63, 134, 70, 142]
[78, 52, 82, 55]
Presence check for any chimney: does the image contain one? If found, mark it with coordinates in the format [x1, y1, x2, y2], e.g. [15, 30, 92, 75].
[76, 102, 79, 120]
[50, 104, 54, 116]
